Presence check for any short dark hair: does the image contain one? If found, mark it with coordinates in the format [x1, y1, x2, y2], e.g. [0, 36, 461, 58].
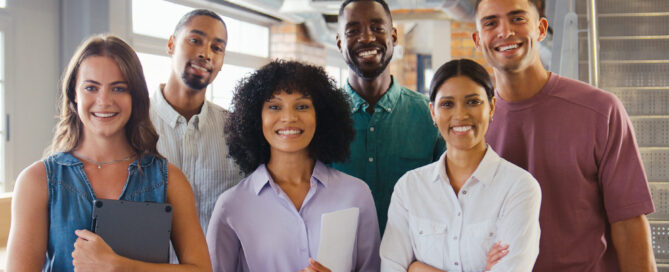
[225, 60, 355, 174]
[429, 59, 494, 102]
[474, 0, 542, 18]
[338, 0, 393, 24]
[173, 9, 226, 36]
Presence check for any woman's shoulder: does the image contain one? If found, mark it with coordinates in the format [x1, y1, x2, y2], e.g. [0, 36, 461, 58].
[216, 166, 265, 202]
[495, 157, 541, 194]
[395, 160, 441, 188]
[13, 160, 48, 202]
[43, 152, 80, 165]
[19, 160, 48, 183]
[320, 164, 371, 193]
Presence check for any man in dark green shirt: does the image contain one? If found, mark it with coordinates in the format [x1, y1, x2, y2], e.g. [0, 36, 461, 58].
[332, 0, 445, 232]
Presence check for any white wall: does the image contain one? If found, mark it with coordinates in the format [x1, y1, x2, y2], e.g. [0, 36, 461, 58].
[3, 0, 60, 190]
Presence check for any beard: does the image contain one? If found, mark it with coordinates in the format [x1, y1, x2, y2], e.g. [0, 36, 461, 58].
[346, 48, 393, 80]
[181, 72, 212, 91]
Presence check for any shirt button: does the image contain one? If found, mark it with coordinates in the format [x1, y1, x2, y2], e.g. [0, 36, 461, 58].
[369, 127, 375, 132]
[455, 262, 459, 266]
[457, 212, 461, 216]
[453, 236, 458, 240]
[462, 190, 468, 195]
[368, 157, 374, 162]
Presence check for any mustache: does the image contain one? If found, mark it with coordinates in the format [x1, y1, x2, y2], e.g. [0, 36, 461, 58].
[353, 42, 386, 53]
[188, 59, 213, 71]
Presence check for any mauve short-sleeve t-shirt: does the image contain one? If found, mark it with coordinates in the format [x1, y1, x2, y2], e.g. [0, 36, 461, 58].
[486, 73, 654, 272]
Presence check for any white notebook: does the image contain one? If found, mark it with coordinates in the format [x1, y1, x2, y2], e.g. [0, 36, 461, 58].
[317, 207, 360, 272]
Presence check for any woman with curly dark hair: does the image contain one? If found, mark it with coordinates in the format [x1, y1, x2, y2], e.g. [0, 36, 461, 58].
[206, 60, 380, 272]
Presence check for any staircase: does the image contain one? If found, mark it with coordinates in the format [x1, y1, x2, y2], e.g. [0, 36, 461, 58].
[575, 0, 669, 269]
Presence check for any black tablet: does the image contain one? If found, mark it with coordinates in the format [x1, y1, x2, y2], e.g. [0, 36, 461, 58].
[91, 199, 172, 263]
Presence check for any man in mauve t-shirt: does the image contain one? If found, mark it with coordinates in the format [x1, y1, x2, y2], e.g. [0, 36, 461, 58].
[472, 0, 656, 271]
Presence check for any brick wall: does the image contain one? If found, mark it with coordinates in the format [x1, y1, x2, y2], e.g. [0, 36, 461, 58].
[450, 21, 493, 74]
[389, 24, 418, 91]
[270, 23, 327, 67]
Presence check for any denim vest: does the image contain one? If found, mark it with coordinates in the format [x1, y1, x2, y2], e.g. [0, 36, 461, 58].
[42, 152, 168, 271]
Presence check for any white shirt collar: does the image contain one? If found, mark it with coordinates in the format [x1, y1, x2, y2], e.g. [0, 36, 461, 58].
[152, 84, 209, 130]
[433, 146, 501, 187]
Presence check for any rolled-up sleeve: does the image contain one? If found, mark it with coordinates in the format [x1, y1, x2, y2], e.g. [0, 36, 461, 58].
[489, 172, 542, 272]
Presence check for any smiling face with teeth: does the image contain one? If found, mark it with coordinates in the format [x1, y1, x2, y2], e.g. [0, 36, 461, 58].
[430, 75, 495, 154]
[168, 15, 227, 91]
[337, 0, 397, 80]
[473, 0, 547, 73]
[262, 91, 317, 157]
[75, 56, 132, 140]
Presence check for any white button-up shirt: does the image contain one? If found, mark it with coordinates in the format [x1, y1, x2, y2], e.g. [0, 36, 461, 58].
[380, 147, 541, 272]
[150, 86, 244, 234]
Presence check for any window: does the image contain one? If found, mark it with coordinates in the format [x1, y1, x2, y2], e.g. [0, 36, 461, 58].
[137, 53, 254, 110]
[224, 17, 269, 58]
[209, 64, 254, 110]
[132, 0, 269, 57]
[131, 0, 271, 110]
[137, 52, 171, 95]
[325, 65, 348, 88]
[0, 0, 5, 8]
[132, 0, 192, 40]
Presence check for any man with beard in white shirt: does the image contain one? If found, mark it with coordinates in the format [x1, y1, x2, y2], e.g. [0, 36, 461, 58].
[150, 9, 243, 238]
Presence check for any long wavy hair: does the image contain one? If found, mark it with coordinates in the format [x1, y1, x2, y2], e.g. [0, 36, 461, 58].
[47, 34, 161, 162]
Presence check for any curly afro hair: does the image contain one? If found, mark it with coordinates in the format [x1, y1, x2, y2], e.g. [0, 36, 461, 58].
[225, 60, 355, 174]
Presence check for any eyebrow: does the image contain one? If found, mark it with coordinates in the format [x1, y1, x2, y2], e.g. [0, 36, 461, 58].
[438, 93, 482, 100]
[480, 9, 528, 22]
[190, 29, 227, 45]
[345, 18, 386, 28]
[82, 80, 127, 85]
[268, 94, 311, 101]
[370, 18, 386, 24]
[508, 10, 529, 17]
[344, 22, 360, 29]
[83, 80, 101, 85]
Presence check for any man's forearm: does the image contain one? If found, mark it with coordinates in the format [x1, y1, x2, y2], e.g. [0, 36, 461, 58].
[611, 215, 657, 272]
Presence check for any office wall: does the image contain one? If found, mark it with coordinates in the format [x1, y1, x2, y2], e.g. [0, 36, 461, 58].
[3, 0, 60, 191]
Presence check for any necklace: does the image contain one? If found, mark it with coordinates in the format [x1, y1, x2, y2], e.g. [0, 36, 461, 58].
[74, 153, 135, 169]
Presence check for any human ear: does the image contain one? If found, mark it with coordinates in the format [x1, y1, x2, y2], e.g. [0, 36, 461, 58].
[489, 96, 497, 120]
[167, 35, 176, 55]
[537, 17, 549, 42]
[473, 32, 482, 49]
[429, 102, 438, 126]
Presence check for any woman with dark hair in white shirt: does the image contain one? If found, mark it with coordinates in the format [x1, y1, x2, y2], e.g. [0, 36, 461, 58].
[380, 59, 541, 272]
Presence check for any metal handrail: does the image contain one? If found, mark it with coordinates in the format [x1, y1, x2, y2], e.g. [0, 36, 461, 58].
[587, 0, 600, 87]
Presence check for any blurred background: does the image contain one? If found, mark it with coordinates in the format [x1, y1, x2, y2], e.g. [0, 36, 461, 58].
[0, 0, 667, 269]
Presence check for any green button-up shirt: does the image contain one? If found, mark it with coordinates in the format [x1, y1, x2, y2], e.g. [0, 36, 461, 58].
[332, 77, 445, 232]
